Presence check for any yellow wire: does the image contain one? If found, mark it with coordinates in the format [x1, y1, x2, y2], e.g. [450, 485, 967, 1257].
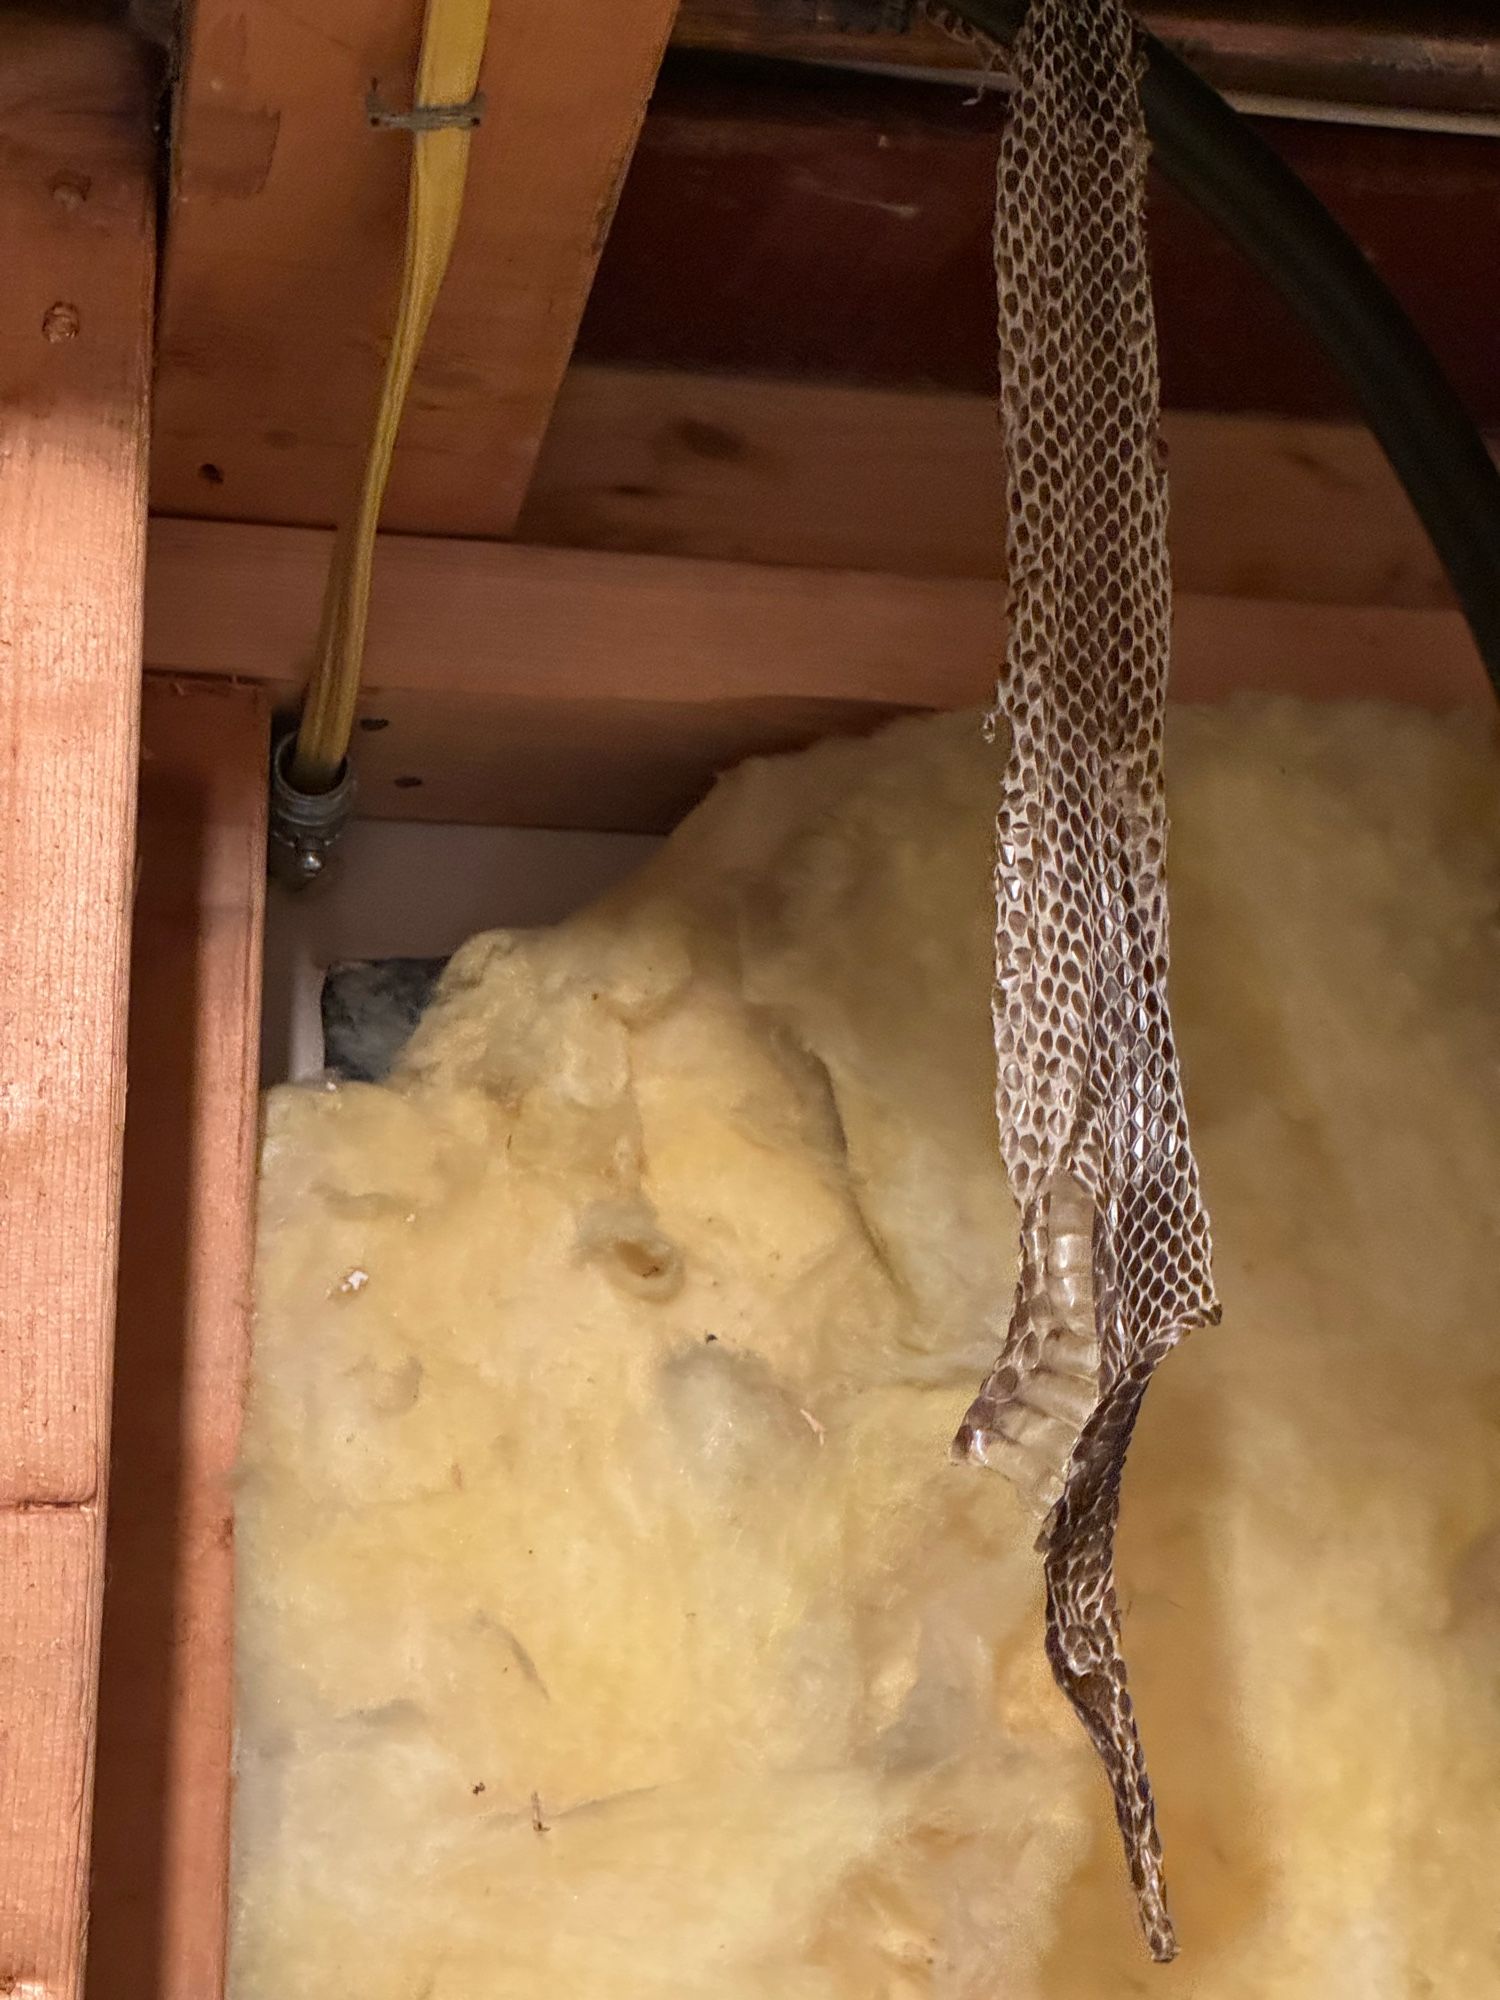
[291, 0, 492, 793]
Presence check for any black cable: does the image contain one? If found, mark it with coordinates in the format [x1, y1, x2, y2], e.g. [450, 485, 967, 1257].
[940, 0, 1500, 703]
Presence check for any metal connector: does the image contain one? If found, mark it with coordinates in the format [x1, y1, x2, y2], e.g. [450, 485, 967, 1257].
[366, 86, 486, 131]
[267, 730, 356, 889]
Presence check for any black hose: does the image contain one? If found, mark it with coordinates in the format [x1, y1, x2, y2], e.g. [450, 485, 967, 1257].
[941, 0, 1500, 703]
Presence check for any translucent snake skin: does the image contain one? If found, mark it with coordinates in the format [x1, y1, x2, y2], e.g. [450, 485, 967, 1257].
[932, 0, 1220, 1961]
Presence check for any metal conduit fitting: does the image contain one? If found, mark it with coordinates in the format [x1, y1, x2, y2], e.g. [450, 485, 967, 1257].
[267, 729, 357, 889]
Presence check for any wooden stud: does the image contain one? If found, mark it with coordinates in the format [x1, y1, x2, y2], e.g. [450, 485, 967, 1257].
[152, 0, 681, 536]
[0, 19, 155, 1997]
[143, 519, 1487, 831]
[86, 681, 268, 2000]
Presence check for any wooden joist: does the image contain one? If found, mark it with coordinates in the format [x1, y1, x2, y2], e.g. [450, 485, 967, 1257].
[0, 20, 155, 1996]
[521, 364, 1475, 608]
[87, 681, 268, 2000]
[152, 0, 681, 536]
[149, 11, 1500, 544]
[575, 59, 1500, 427]
[670, 2, 1500, 119]
[144, 519, 1487, 830]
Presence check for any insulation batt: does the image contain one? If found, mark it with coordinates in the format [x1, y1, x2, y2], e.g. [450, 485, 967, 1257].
[239, 699, 1500, 1999]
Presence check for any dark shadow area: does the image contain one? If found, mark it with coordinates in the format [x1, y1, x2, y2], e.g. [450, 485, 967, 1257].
[87, 756, 205, 1998]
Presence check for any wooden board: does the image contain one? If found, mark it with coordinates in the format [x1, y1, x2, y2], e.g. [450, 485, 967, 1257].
[151, 31, 1500, 541]
[521, 364, 1474, 607]
[671, 2, 1500, 117]
[0, 1515, 108, 1997]
[87, 682, 269, 2000]
[574, 57, 1500, 427]
[0, 19, 154, 1996]
[142, 519, 1488, 830]
[151, 0, 680, 536]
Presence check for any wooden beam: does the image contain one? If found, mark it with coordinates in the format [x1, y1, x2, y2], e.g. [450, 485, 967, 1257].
[86, 681, 268, 2000]
[671, 2, 1500, 118]
[143, 519, 1488, 830]
[0, 20, 154, 1997]
[143, 521, 1004, 707]
[150, 36, 1500, 538]
[571, 58, 1500, 428]
[521, 364, 1474, 608]
[151, 0, 680, 537]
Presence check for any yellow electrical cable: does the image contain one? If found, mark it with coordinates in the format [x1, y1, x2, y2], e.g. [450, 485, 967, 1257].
[290, 0, 492, 794]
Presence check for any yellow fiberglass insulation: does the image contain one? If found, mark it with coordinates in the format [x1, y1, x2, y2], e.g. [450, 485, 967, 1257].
[238, 698, 1500, 2000]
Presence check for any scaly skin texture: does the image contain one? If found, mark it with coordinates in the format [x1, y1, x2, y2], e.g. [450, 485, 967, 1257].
[942, 0, 1221, 1961]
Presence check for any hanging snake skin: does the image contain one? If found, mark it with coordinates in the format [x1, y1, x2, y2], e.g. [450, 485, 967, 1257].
[930, 0, 1220, 1962]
